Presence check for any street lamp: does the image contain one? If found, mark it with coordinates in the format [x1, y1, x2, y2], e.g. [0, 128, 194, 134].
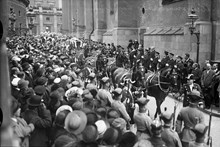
[26, 7, 36, 35]
[188, 8, 200, 63]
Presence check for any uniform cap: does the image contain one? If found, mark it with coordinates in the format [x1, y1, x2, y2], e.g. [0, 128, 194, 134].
[136, 97, 150, 106]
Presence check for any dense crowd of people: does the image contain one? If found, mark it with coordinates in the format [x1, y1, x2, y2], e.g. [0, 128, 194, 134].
[7, 33, 217, 147]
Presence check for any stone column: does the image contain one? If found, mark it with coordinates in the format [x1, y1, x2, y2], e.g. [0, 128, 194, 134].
[76, 0, 85, 38]
[112, 0, 139, 48]
[186, 0, 212, 65]
[39, 7, 44, 33]
[93, 0, 107, 42]
[84, 0, 93, 39]
[53, 8, 57, 33]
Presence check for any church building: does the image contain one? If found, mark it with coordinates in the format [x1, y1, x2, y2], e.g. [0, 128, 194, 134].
[62, 0, 220, 63]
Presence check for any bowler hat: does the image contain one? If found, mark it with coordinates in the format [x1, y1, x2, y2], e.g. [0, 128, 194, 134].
[64, 110, 87, 135]
[27, 95, 42, 106]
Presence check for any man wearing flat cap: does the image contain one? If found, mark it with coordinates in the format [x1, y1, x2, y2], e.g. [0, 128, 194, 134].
[160, 111, 182, 147]
[133, 97, 152, 140]
[176, 90, 205, 147]
[97, 77, 113, 107]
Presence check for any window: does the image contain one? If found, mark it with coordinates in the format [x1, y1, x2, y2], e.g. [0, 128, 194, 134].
[19, 11, 21, 16]
[46, 17, 50, 21]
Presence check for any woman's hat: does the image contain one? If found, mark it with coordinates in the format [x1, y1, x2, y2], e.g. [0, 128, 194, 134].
[56, 105, 73, 116]
[64, 110, 87, 135]
[11, 78, 21, 87]
[27, 95, 42, 106]
[82, 125, 98, 143]
[95, 120, 108, 137]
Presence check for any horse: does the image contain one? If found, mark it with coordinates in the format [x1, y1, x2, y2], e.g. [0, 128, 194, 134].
[145, 67, 175, 118]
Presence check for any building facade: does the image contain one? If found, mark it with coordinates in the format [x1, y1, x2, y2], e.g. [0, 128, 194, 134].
[29, 0, 62, 35]
[62, 0, 220, 64]
[8, 0, 30, 37]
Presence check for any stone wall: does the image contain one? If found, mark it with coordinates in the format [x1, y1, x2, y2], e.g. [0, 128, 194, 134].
[8, 0, 27, 32]
[213, 0, 220, 60]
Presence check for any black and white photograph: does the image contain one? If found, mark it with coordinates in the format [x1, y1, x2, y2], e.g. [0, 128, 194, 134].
[0, 0, 220, 147]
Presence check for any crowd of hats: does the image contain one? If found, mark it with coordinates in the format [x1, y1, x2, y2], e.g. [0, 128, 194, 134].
[7, 34, 208, 147]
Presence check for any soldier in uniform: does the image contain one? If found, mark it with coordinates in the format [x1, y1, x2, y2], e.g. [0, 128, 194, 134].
[161, 50, 170, 68]
[168, 53, 175, 68]
[149, 120, 167, 147]
[160, 112, 182, 147]
[176, 90, 205, 147]
[176, 56, 186, 85]
[180, 74, 203, 107]
[152, 51, 161, 71]
[133, 97, 152, 140]
[183, 53, 194, 75]
[129, 47, 137, 68]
